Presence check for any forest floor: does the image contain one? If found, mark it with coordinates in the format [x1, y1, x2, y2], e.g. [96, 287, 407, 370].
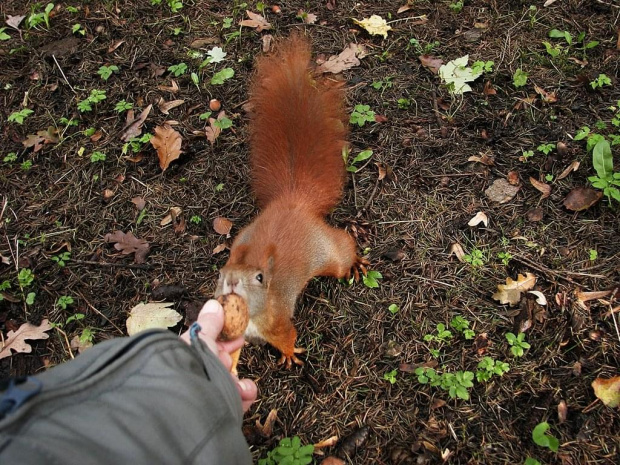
[1, 1, 619, 464]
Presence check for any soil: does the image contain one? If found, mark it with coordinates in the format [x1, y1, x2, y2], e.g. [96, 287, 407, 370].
[1, 1, 619, 464]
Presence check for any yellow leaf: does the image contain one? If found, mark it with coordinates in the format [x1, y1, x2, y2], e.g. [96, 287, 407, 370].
[126, 302, 182, 336]
[353, 15, 392, 38]
[492, 273, 537, 306]
[592, 376, 620, 408]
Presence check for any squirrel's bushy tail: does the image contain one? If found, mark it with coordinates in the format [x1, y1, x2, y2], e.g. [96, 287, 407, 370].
[248, 34, 348, 215]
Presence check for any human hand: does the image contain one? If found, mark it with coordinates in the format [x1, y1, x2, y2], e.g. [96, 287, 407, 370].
[180, 300, 257, 412]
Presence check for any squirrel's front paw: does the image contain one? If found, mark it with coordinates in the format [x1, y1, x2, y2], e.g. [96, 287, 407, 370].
[277, 347, 306, 369]
[346, 256, 370, 282]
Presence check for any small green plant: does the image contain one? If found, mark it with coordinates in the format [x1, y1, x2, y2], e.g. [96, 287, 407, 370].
[506, 332, 530, 357]
[199, 111, 212, 121]
[450, 316, 475, 340]
[513, 68, 528, 88]
[0, 281, 11, 301]
[72, 23, 85, 35]
[449, 1, 464, 13]
[258, 436, 314, 465]
[84, 127, 97, 137]
[211, 68, 235, 85]
[590, 73, 612, 90]
[27, 3, 54, 29]
[545, 173, 554, 182]
[77, 89, 107, 112]
[497, 251, 512, 266]
[18, 268, 35, 288]
[525, 458, 542, 465]
[66, 313, 85, 324]
[59, 116, 79, 127]
[371, 77, 393, 92]
[115, 100, 133, 113]
[588, 249, 598, 261]
[444, 371, 474, 400]
[21, 160, 33, 171]
[537, 143, 555, 155]
[345, 149, 373, 173]
[122, 133, 152, 155]
[215, 183, 225, 191]
[90, 151, 106, 163]
[397, 98, 411, 109]
[8, 108, 34, 124]
[167, 0, 183, 12]
[212, 117, 233, 130]
[383, 369, 398, 384]
[463, 248, 484, 267]
[362, 270, 383, 289]
[542, 41, 562, 58]
[532, 422, 559, 452]
[66, 5, 79, 13]
[407, 38, 440, 54]
[587, 139, 620, 203]
[222, 17, 233, 28]
[521, 150, 534, 162]
[4, 152, 18, 163]
[26, 292, 36, 305]
[424, 323, 453, 343]
[476, 357, 509, 382]
[168, 62, 188, 77]
[471, 60, 494, 75]
[350, 105, 375, 127]
[388, 304, 399, 315]
[0, 27, 11, 41]
[56, 295, 75, 310]
[51, 251, 71, 267]
[98, 65, 119, 81]
[190, 215, 202, 225]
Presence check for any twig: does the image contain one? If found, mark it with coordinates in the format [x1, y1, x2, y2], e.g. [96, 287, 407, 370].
[68, 259, 152, 270]
[359, 177, 380, 216]
[430, 88, 444, 127]
[596, 0, 620, 9]
[52, 54, 76, 94]
[53, 327, 75, 360]
[512, 255, 604, 289]
[75, 290, 125, 335]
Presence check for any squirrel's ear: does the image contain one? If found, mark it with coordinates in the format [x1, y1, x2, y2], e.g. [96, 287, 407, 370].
[229, 244, 248, 264]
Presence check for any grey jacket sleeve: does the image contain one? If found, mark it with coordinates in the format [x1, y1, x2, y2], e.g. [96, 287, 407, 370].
[0, 330, 252, 465]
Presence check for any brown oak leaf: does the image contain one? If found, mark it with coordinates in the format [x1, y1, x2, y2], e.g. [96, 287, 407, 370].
[213, 217, 233, 236]
[104, 230, 150, 264]
[0, 319, 52, 360]
[317, 43, 366, 74]
[239, 10, 271, 32]
[120, 104, 152, 142]
[150, 124, 183, 171]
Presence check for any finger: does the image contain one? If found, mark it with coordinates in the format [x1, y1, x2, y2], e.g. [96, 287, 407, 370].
[217, 336, 244, 354]
[217, 349, 233, 371]
[194, 300, 225, 341]
[236, 378, 258, 412]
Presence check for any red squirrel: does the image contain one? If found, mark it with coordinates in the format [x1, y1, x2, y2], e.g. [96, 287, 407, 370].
[214, 35, 368, 369]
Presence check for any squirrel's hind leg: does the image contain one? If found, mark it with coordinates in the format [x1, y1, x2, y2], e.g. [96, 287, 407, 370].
[314, 227, 369, 281]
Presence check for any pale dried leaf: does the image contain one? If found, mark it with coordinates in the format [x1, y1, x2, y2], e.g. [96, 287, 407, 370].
[353, 15, 392, 38]
[107, 40, 125, 53]
[70, 334, 93, 353]
[120, 104, 152, 142]
[239, 10, 271, 32]
[317, 43, 365, 74]
[150, 124, 183, 171]
[104, 230, 150, 264]
[213, 217, 233, 235]
[298, 11, 318, 24]
[468, 153, 494, 165]
[534, 84, 557, 103]
[157, 80, 179, 93]
[557, 400, 568, 423]
[213, 243, 228, 254]
[126, 302, 183, 336]
[557, 161, 580, 180]
[131, 197, 146, 211]
[485, 178, 520, 204]
[313, 436, 339, 449]
[397, 5, 412, 14]
[450, 243, 466, 262]
[492, 273, 537, 306]
[6, 15, 26, 30]
[544, 0, 559, 7]
[262, 34, 273, 52]
[158, 98, 185, 115]
[529, 176, 551, 199]
[592, 376, 620, 408]
[528, 291, 547, 305]
[0, 319, 52, 360]
[575, 289, 612, 303]
[468, 211, 488, 227]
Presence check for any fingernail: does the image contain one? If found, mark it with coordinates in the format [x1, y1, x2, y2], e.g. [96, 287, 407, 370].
[201, 300, 221, 314]
[238, 379, 249, 391]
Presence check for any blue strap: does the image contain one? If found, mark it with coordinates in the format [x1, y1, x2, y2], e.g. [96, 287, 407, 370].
[0, 376, 43, 419]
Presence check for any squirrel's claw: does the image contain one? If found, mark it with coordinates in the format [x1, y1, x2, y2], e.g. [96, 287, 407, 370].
[347, 256, 370, 282]
[277, 347, 306, 369]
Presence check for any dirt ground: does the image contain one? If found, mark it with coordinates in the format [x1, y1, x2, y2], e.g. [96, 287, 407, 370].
[1, 1, 619, 463]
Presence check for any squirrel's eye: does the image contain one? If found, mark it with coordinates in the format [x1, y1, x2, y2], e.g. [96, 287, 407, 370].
[256, 273, 263, 283]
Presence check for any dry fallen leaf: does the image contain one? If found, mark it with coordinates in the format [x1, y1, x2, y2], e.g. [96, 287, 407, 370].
[558, 400, 568, 423]
[151, 124, 183, 171]
[592, 376, 620, 408]
[528, 291, 547, 305]
[6, 15, 26, 30]
[70, 334, 93, 354]
[0, 319, 52, 360]
[468, 153, 494, 166]
[157, 80, 179, 93]
[262, 34, 273, 52]
[483, 80, 497, 95]
[107, 40, 125, 53]
[419, 54, 444, 74]
[526, 207, 544, 222]
[557, 161, 580, 180]
[104, 230, 150, 264]
[158, 98, 185, 115]
[120, 104, 152, 142]
[507, 170, 520, 186]
[321, 457, 345, 465]
[563, 187, 603, 211]
[131, 197, 146, 211]
[213, 217, 233, 236]
[298, 10, 317, 24]
[485, 178, 520, 204]
[23, 127, 59, 152]
[492, 273, 537, 306]
[450, 243, 466, 262]
[239, 10, 271, 32]
[529, 176, 551, 199]
[205, 111, 229, 145]
[213, 243, 228, 254]
[317, 43, 366, 74]
[126, 302, 183, 336]
[534, 84, 557, 103]
[161, 206, 183, 226]
[353, 15, 392, 38]
[468, 211, 489, 227]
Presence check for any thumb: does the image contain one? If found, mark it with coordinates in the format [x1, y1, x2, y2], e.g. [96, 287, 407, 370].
[194, 299, 225, 341]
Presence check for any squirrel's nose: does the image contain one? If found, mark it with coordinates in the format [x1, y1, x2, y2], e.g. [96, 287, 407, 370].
[223, 276, 239, 294]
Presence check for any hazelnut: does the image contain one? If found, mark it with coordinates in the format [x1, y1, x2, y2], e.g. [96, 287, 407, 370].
[209, 99, 221, 111]
[217, 294, 249, 340]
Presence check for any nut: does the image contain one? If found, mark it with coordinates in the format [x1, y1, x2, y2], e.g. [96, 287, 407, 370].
[209, 99, 221, 111]
[217, 293, 249, 340]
